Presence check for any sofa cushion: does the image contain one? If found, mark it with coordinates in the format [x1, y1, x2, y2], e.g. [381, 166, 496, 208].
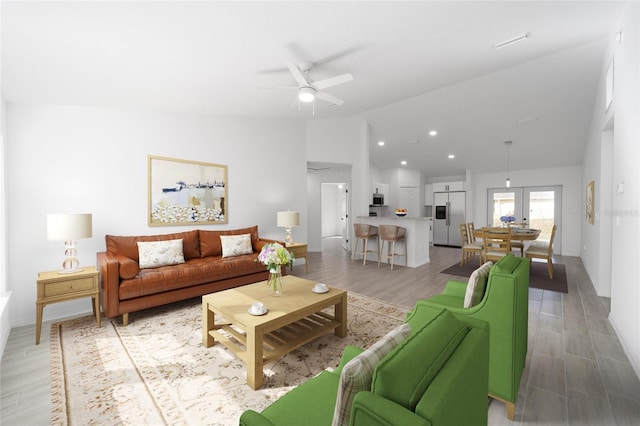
[199, 226, 259, 257]
[220, 234, 253, 258]
[118, 254, 266, 300]
[137, 239, 185, 269]
[371, 309, 469, 411]
[105, 230, 200, 260]
[464, 261, 492, 308]
[332, 323, 411, 426]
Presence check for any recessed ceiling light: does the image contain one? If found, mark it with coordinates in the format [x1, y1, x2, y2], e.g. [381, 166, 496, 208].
[401, 161, 407, 165]
[448, 154, 455, 159]
[429, 130, 437, 136]
[378, 141, 385, 146]
[493, 32, 531, 49]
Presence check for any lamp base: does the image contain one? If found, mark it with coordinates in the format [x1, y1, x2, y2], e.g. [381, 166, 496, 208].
[58, 240, 83, 274]
[284, 227, 293, 245]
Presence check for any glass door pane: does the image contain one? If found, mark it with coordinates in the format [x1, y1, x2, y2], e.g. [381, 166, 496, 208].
[487, 188, 523, 226]
[524, 186, 562, 252]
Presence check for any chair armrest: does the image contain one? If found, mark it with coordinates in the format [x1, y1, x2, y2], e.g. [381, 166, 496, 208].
[333, 345, 365, 376]
[239, 410, 276, 426]
[442, 280, 467, 297]
[350, 392, 432, 426]
[97, 252, 121, 318]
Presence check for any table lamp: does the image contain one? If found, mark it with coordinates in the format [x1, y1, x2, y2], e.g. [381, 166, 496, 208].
[277, 211, 299, 245]
[47, 213, 92, 274]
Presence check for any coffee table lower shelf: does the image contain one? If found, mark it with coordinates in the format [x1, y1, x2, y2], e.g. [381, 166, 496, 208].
[208, 311, 341, 364]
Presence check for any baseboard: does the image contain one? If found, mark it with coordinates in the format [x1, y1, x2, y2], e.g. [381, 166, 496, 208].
[0, 291, 12, 362]
[609, 311, 640, 380]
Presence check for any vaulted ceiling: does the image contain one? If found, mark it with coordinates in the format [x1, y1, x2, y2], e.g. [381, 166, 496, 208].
[1, 1, 628, 177]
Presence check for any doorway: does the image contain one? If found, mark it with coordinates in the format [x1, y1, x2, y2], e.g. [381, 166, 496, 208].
[321, 183, 349, 251]
[487, 185, 562, 252]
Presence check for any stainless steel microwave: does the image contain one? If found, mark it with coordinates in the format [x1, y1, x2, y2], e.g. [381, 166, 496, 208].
[372, 194, 384, 205]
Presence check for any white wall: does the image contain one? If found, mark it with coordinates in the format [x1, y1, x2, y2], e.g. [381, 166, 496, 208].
[582, 2, 640, 377]
[6, 103, 306, 326]
[306, 118, 368, 252]
[470, 165, 583, 256]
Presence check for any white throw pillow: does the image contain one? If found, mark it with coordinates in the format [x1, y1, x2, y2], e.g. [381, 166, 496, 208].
[220, 234, 253, 258]
[137, 239, 185, 269]
[332, 323, 411, 426]
[464, 261, 493, 308]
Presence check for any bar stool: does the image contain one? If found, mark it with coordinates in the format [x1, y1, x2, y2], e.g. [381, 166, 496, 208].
[352, 224, 379, 265]
[378, 225, 407, 270]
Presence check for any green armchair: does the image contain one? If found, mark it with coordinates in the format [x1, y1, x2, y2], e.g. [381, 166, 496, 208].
[239, 308, 489, 426]
[408, 253, 529, 420]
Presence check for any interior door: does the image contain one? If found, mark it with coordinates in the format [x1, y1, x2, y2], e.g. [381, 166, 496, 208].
[399, 186, 418, 216]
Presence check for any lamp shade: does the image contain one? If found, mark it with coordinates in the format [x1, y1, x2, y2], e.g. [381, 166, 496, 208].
[277, 211, 300, 228]
[47, 213, 93, 241]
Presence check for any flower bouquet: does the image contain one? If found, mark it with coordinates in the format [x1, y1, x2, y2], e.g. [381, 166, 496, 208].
[257, 242, 294, 295]
[500, 216, 516, 226]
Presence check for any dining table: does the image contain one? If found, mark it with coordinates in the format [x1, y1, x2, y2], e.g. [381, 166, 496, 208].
[473, 227, 541, 241]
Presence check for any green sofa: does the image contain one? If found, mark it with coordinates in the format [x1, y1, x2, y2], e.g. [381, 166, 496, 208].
[409, 253, 529, 420]
[239, 308, 489, 426]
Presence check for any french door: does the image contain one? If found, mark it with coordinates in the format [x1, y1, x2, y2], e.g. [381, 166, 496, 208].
[487, 186, 562, 253]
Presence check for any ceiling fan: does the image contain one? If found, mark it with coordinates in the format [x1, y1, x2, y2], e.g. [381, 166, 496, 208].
[279, 61, 354, 107]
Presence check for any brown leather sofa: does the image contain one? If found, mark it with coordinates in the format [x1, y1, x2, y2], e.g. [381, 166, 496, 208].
[97, 226, 283, 325]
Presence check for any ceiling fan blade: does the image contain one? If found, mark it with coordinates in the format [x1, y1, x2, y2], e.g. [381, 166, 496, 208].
[312, 73, 354, 90]
[315, 91, 344, 106]
[286, 62, 309, 86]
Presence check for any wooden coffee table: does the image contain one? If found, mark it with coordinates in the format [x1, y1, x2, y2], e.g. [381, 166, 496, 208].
[201, 275, 347, 389]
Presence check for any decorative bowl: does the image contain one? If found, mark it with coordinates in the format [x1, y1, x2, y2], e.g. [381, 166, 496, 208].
[395, 212, 407, 217]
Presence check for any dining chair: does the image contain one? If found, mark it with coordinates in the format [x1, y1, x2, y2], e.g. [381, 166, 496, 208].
[508, 222, 526, 256]
[352, 223, 379, 266]
[525, 224, 557, 279]
[482, 227, 512, 262]
[460, 223, 483, 266]
[466, 223, 484, 248]
[378, 224, 406, 270]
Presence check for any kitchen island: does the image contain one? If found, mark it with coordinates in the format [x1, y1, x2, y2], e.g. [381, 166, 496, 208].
[355, 216, 431, 267]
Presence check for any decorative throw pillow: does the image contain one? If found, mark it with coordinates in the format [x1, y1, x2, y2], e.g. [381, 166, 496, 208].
[137, 239, 185, 269]
[220, 234, 253, 258]
[331, 323, 411, 426]
[464, 261, 493, 308]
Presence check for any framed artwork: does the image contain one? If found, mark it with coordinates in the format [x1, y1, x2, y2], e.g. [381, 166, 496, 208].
[148, 155, 228, 226]
[586, 180, 595, 225]
[605, 58, 613, 112]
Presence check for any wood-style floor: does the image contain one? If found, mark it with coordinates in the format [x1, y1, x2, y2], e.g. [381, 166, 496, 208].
[2, 239, 640, 425]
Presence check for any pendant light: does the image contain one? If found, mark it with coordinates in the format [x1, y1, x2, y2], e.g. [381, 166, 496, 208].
[505, 140, 512, 188]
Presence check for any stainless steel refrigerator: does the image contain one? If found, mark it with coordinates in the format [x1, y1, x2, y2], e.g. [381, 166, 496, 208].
[433, 191, 466, 247]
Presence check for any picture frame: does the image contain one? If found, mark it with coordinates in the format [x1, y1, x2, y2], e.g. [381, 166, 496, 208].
[586, 180, 595, 225]
[605, 57, 613, 112]
[148, 155, 228, 226]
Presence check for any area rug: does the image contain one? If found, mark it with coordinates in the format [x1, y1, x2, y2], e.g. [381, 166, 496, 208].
[440, 260, 568, 293]
[50, 293, 409, 426]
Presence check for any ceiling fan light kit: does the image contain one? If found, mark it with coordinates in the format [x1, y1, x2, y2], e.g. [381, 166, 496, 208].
[298, 87, 315, 103]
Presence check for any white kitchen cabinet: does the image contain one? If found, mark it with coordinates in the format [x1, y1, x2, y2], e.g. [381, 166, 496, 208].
[432, 181, 465, 192]
[424, 184, 433, 206]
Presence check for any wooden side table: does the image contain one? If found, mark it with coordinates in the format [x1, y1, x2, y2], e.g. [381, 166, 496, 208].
[36, 266, 100, 344]
[286, 242, 309, 274]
